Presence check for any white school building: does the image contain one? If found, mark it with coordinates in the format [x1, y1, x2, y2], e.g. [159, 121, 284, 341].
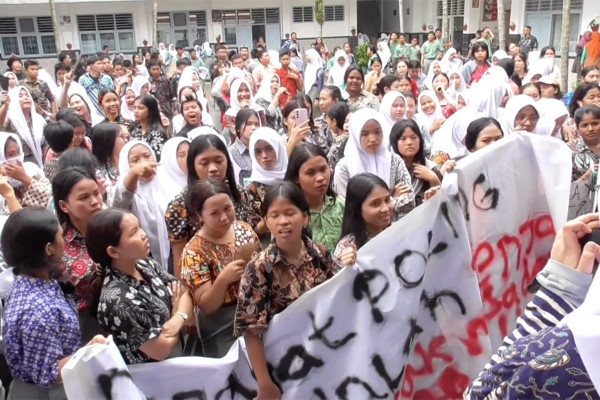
[0, 0, 597, 59]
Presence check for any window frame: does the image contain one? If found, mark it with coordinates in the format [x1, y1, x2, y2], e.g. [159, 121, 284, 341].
[0, 16, 56, 57]
[157, 11, 207, 49]
[324, 5, 345, 22]
[77, 14, 136, 54]
[292, 6, 314, 23]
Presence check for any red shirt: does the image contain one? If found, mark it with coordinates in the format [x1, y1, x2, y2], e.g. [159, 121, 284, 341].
[276, 68, 302, 109]
[470, 64, 490, 84]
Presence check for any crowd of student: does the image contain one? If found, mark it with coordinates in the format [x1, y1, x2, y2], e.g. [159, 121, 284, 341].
[0, 23, 599, 399]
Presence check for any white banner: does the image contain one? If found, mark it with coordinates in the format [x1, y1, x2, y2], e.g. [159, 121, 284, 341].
[62, 134, 571, 399]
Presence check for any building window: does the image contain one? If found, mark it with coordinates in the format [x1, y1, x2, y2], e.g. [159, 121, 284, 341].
[324, 6, 345, 22]
[0, 16, 56, 57]
[436, 0, 465, 17]
[77, 14, 135, 53]
[292, 7, 313, 23]
[157, 11, 207, 48]
[525, 0, 583, 12]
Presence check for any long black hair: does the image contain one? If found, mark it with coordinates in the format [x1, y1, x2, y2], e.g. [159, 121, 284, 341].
[52, 167, 98, 226]
[570, 84, 600, 117]
[389, 119, 426, 166]
[376, 75, 399, 97]
[86, 209, 127, 318]
[282, 100, 315, 131]
[470, 41, 489, 61]
[1, 208, 60, 275]
[186, 134, 240, 202]
[136, 94, 163, 131]
[327, 102, 350, 131]
[574, 106, 600, 127]
[464, 117, 504, 151]
[185, 179, 233, 219]
[340, 173, 390, 250]
[91, 123, 120, 174]
[235, 108, 260, 139]
[284, 142, 336, 201]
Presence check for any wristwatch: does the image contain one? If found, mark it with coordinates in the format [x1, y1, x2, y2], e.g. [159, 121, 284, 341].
[176, 311, 188, 322]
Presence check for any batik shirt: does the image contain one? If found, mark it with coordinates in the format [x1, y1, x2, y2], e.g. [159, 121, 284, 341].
[149, 76, 176, 120]
[78, 72, 114, 115]
[234, 237, 332, 336]
[466, 260, 597, 399]
[165, 187, 260, 242]
[20, 79, 54, 116]
[346, 90, 381, 112]
[58, 224, 98, 311]
[570, 137, 599, 182]
[3, 276, 80, 387]
[518, 35, 539, 55]
[97, 258, 177, 364]
[130, 124, 168, 162]
[180, 221, 260, 304]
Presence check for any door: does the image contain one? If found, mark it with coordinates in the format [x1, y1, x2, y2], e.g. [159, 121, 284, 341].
[265, 24, 281, 52]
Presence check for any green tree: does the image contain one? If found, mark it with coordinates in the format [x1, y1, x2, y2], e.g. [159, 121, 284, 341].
[315, 0, 324, 38]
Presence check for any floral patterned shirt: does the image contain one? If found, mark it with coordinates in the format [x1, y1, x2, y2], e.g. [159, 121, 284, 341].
[346, 90, 380, 112]
[310, 195, 345, 252]
[180, 221, 260, 305]
[246, 181, 270, 216]
[3, 276, 80, 388]
[234, 237, 333, 336]
[326, 135, 348, 169]
[131, 124, 168, 162]
[149, 76, 176, 120]
[278, 125, 334, 155]
[165, 186, 260, 243]
[20, 79, 54, 117]
[97, 257, 177, 365]
[58, 224, 98, 311]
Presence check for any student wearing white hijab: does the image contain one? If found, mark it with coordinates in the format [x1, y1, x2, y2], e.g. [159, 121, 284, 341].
[536, 98, 570, 140]
[158, 137, 189, 195]
[491, 50, 511, 65]
[177, 66, 208, 110]
[431, 108, 485, 159]
[131, 75, 150, 97]
[0, 131, 51, 210]
[441, 48, 463, 71]
[503, 94, 548, 135]
[304, 49, 323, 95]
[423, 60, 445, 90]
[523, 57, 560, 85]
[379, 91, 407, 135]
[110, 140, 171, 269]
[415, 90, 445, 137]
[447, 69, 467, 99]
[327, 50, 350, 88]
[120, 87, 136, 121]
[376, 41, 392, 72]
[5, 86, 45, 166]
[468, 69, 512, 120]
[224, 81, 265, 139]
[334, 108, 414, 219]
[254, 73, 285, 131]
[248, 127, 288, 187]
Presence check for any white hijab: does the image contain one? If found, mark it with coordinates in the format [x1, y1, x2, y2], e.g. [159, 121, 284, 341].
[269, 50, 281, 70]
[536, 98, 570, 139]
[377, 41, 391, 69]
[66, 81, 105, 126]
[158, 137, 189, 194]
[416, 90, 444, 127]
[344, 108, 392, 187]
[329, 50, 350, 88]
[380, 91, 407, 135]
[304, 49, 322, 94]
[447, 69, 467, 97]
[441, 48, 463, 71]
[224, 80, 263, 118]
[249, 127, 288, 186]
[468, 68, 511, 120]
[491, 50, 511, 63]
[159, 43, 168, 61]
[0, 131, 42, 187]
[120, 87, 135, 121]
[37, 68, 59, 101]
[255, 73, 279, 104]
[177, 66, 207, 106]
[503, 95, 545, 135]
[523, 58, 558, 85]
[431, 109, 484, 159]
[136, 64, 149, 79]
[132, 75, 150, 97]
[424, 60, 445, 90]
[117, 140, 171, 269]
[7, 86, 45, 167]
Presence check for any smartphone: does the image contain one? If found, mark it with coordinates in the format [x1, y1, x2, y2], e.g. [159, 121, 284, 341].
[294, 108, 309, 126]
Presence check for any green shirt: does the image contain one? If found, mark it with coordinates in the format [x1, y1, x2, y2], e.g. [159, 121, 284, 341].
[393, 44, 412, 61]
[409, 45, 421, 62]
[422, 41, 443, 60]
[310, 195, 345, 252]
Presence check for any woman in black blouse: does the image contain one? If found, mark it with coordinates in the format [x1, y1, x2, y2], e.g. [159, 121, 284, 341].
[131, 95, 168, 162]
[86, 208, 193, 364]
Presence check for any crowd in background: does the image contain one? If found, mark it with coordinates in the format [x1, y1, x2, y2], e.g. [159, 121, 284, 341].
[0, 21, 599, 399]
